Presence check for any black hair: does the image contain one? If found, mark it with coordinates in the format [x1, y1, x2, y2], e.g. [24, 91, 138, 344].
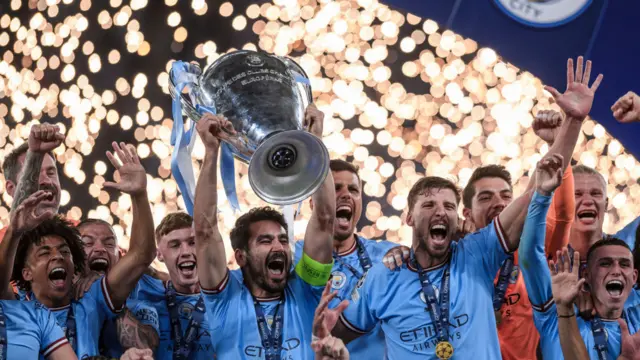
[229, 206, 288, 251]
[586, 236, 633, 265]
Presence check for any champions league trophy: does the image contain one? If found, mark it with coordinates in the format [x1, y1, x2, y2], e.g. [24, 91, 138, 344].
[169, 50, 330, 208]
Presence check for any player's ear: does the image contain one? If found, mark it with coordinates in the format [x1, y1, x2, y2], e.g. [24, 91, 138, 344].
[5, 180, 16, 198]
[309, 198, 314, 211]
[156, 249, 165, 262]
[235, 248, 247, 267]
[22, 267, 33, 283]
[406, 211, 414, 227]
[462, 207, 471, 220]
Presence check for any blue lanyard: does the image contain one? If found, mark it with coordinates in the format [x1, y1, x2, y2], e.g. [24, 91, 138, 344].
[166, 282, 206, 360]
[253, 297, 284, 360]
[590, 317, 608, 360]
[493, 256, 514, 311]
[413, 251, 451, 343]
[0, 302, 7, 360]
[332, 237, 372, 279]
[65, 304, 76, 352]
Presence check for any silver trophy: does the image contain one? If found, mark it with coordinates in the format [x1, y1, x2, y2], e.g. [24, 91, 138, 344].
[169, 50, 330, 205]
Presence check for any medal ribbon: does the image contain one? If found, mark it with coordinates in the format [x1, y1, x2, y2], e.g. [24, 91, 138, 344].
[332, 237, 373, 279]
[0, 303, 7, 360]
[65, 305, 77, 352]
[590, 317, 608, 360]
[253, 297, 285, 360]
[412, 251, 451, 344]
[166, 282, 206, 360]
[493, 255, 514, 312]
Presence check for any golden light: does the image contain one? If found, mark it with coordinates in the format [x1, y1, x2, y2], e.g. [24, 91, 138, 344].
[0, 0, 636, 248]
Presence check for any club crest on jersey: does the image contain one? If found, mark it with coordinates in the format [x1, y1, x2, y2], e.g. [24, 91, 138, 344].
[419, 285, 440, 303]
[179, 302, 195, 319]
[509, 266, 520, 284]
[494, 0, 592, 28]
[331, 271, 347, 290]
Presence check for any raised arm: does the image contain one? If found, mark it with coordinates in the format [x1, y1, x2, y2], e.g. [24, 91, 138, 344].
[302, 105, 335, 264]
[518, 154, 564, 306]
[193, 113, 236, 290]
[549, 248, 589, 360]
[10, 124, 64, 211]
[104, 142, 156, 309]
[0, 191, 54, 299]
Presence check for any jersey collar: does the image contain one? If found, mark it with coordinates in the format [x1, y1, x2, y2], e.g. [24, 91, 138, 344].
[407, 252, 451, 273]
[336, 235, 358, 257]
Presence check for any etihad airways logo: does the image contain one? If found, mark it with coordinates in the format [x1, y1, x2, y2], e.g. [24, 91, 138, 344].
[399, 314, 470, 342]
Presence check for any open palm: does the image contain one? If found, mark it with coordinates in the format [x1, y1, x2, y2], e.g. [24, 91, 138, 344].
[104, 142, 147, 195]
[545, 57, 603, 120]
[549, 248, 584, 307]
[10, 190, 55, 233]
[313, 282, 349, 339]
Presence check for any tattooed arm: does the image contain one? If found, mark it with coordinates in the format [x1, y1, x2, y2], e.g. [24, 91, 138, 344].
[9, 124, 64, 212]
[116, 309, 160, 351]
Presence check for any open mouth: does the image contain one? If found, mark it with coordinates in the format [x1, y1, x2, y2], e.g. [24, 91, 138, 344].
[577, 210, 597, 223]
[266, 256, 286, 278]
[48, 267, 68, 288]
[336, 205, 353, 229]
[605, 280, 624, 298]
[430, 224, 448, 243]
[89, 258, 109, 273]
[177, 261, 196, 276]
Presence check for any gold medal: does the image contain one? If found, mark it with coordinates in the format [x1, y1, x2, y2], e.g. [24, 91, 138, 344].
[435, 341, 454, 360]
[495, 310, 502, 325]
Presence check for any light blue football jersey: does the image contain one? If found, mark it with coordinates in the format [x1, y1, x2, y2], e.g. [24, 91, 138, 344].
[99, 298, 160, 358]
[612, 216, 640, 251]
[202, 257, 330, 360]
[48, 276, 122, 359]
[130, 274, 215, 360]
[0, 300, 68, 359]
[519, 192, 640, 360]
[294, 236, 398, 359]
[339, 219, 512, 359]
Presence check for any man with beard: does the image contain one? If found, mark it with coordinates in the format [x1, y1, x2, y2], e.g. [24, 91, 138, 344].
[0, 142, 157, 358]
[1, 124, 65, 239]
[76, 219, 160, 358]
[194, 106, 335, 359]
[293, 159, 399, 359]
[314, 151, 564, 359]
[0, 190, 77, 359]
[128, 211, 216, 360]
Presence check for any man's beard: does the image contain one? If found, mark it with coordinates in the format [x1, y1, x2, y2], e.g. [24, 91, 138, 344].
[244, 253, 287, 294]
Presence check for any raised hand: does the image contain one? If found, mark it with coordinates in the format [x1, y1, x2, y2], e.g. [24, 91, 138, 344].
[313, 282, 349, 339]
[549, 248, 584, 312]
[383, 246, 410, 271]
[305, 104, 325, 138]
[28, 123, 65, 153]
[312, 336, 350, 360]
[612, 91, 640, 124]
[10, 190, 55, 234]
[544, 57, 603, 120]
[195, 113, 235, 150]
[534, 154, 564, 196]
[533, 110, 564, 145]
[104, 142, 147, 196]
[618, 318, 640, 360]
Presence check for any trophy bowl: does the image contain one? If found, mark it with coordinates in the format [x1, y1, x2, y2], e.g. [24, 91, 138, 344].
[169, 50, 330, 205]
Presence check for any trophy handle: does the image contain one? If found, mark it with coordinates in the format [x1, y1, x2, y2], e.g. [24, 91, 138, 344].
[169, 62, 203, 122]
[280, 56, 313, 105]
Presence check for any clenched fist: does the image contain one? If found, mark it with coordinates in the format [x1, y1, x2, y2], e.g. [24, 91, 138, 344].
[28, 124, 65, 153]
[611, 91, 640, 124]
[533, 110, 563, 145]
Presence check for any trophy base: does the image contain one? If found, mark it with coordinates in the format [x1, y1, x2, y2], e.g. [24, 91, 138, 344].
[248, 130, 330, 205]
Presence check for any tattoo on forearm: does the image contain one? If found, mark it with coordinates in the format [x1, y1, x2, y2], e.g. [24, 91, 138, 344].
[117, 310, 160, 350]
[10, 151, 44, 212]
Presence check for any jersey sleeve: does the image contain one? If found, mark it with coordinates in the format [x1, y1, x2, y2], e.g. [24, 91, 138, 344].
[614, 215, 640, 251]
[457, 217, 512, 279]
[88, 276, 124, 321]
[373, 240, 400, 254]
[532, 301, 563, 359]
[338, 265, 379, 336]
[37, 305, 70, 358]
[201, 269, 244, 331]
[128, 299, 160, 334]
[518, 191, 555, 311]
[293, 240, 304, 266]
[545, 166, 575, 257]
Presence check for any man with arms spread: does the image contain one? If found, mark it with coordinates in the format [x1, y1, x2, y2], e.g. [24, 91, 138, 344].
[77, 219, 160, 357]
[0, 142, 156, 358]
[194, 106, 335, 359]
[129, 211, 216, 360]
[293, 158, 399, 359]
